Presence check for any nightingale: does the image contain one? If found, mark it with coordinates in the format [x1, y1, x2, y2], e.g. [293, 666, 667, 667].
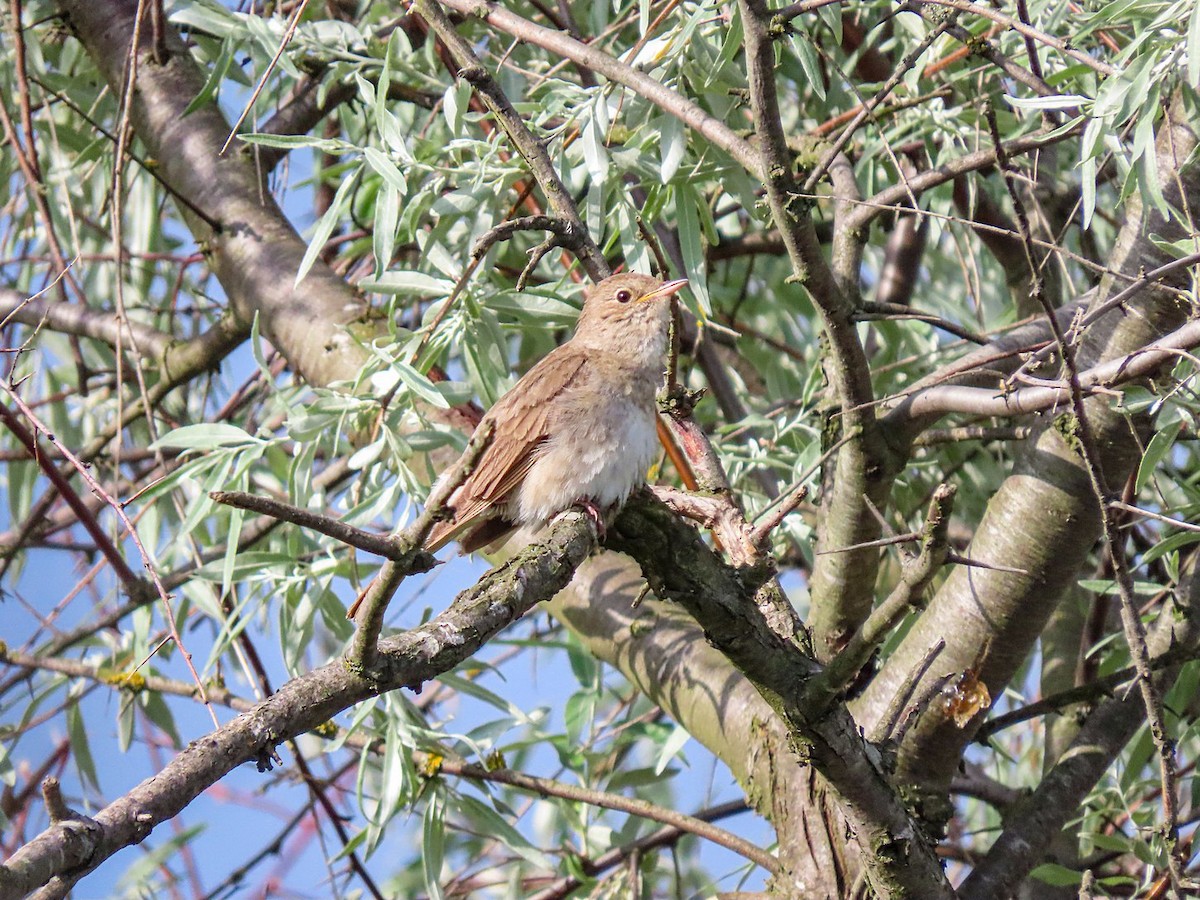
[423, 272, 687, 554]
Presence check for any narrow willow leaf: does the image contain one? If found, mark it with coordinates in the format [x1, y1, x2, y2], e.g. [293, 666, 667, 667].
[296, 169, 357, 286]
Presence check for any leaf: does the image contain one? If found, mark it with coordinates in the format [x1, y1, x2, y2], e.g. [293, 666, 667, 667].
[149, 423, 262, 450]
[296, 169, 358, 286]
[659, 113, 685, 184]
[67, 701, 100, 791]
[1142, 530, 1200, 567]
[563, 690, 596, 744]
[654, 723, 691, 776]
[360, 270, 455, 295]
[1080, 153, 1097, 230]
[238, 132, 349, 152]
[581, 112, 609, 182]
[184, 37, 235, 116]
[791, 30, 825, 101]
[221, 504, 245, 600]
[372, 181, 400, 278]
[370, 356, 452, 409]
[1135, 419, 1181, 490]
[448, 794, 554, 871]
[1077, 579, 1166, 596]
[422, 792, 446, 900]
[1030, 863, 1083, 886]
[1004, 93, 1091, 110]
[363, 146, 408, 195]
[676, 183, 711, 315]
[1190, 0, 1200, 87]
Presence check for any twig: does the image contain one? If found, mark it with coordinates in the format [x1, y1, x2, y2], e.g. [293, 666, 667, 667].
[816, 531, 919, 556]
[917, 0, 1120, 76]
[913, 425, 1031, 446]
[974, 644, 1198, 743]
[855, 302, 989, 345]
[648, 484, 761, 568]
[209, 490, 441, 561]
[419, 753, 778, 875]
[219, 0, 311, 155]
[348, 420, 495, 669]
[806, 485, 955, 712]
[943, 552, 1028, 576]
[870, 638, 946, 744]
[1109, 501, 1200, 535]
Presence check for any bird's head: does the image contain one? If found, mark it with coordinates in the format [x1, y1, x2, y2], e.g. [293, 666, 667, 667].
[574, 273, 687, 350]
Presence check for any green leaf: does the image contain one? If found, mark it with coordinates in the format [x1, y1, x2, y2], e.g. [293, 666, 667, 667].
[149, 424, 262, 451]
[1189, 0, 1200, 87]
[296, 168, 358, 286]
[422, 792, 446, 900]
[184, 37, 235, 116]
[659, 113, 685, 183]
[1135, 419, 1181, 490]
[67, 700, 100, 791]
[361, 271, 455, 295]
[369, 356, 452, 409]
[654, 723, 691, 776]
[448, 793, 554, 871]
[1142, 530, 1200, 566]
[363, 146, 409, 195]
[791, 30, 825, 101]
[1029, 863, 1083, 886]
[372, 181, 400, 278]
[115, 825, 206, 893]
[676, 183, 711, 315]
[238, 132, 350, 152]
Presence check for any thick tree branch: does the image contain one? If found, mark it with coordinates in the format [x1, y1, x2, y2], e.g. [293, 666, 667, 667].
[607, 497, 955, 900]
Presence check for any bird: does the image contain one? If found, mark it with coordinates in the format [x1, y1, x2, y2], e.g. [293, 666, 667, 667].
[423, 272, 687, 555]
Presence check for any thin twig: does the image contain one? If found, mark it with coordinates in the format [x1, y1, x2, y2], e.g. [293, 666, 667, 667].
[208, 490, 441, 560]
[220, 0, 311, 155]
[807, 485, 955, 711]
[420, 753, 779, 875]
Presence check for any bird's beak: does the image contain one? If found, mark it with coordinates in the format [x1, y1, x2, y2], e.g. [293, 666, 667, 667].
[637, 278, 688, 303]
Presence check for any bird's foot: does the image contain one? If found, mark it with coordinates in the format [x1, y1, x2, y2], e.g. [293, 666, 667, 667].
[574, 498, 607, 543]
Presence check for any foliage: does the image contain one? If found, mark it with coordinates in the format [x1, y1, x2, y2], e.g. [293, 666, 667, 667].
[3, 0, 1200, 897]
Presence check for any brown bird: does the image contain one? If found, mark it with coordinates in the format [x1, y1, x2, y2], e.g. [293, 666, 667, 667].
[423, 272, 687, 554]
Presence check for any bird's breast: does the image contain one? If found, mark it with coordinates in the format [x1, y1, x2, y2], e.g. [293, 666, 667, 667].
[513, 380, 659, 525]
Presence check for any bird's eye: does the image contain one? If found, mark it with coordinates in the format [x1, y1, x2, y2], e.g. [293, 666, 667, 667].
[616, 289, 632, 303]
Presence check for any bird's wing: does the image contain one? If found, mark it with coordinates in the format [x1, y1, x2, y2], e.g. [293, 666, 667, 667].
[425, 347, 588, 551]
